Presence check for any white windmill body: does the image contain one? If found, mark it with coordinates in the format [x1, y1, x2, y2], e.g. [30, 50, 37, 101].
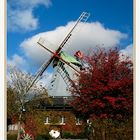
[48, 51, 82, 97]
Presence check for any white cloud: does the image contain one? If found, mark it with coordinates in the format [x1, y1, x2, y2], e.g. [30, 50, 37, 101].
[8, 9, 38, 32]
[7, 54, 28, 70]
[20, 21, 127, 67]
[119, 44, 133, 60]
[8, 0, 51, 32]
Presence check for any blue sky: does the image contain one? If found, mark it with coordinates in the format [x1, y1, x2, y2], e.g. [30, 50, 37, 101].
[7, 0, 133, 75]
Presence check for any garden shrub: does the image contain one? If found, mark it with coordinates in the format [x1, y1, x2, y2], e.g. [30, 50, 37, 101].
[7, 134, 17, 140]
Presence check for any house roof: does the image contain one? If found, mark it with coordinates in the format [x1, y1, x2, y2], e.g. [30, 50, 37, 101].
[31, 96, 73, 111]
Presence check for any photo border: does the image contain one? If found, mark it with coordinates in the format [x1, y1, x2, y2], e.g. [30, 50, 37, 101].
[0, 0, 138, 139]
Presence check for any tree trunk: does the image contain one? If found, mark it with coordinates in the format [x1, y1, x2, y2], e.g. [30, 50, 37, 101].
[101, 129, 106, 140]
[17, 113, 22, 140]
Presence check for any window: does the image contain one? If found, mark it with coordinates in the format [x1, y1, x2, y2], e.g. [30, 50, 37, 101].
[63, 97, 67, 105]
[87, 119, 92, 126]
[44, 116, 66, 125]
[8, 124, 18, 131]
[60, 116, 65, 125]
[44, 116, 51, 124]
[76, 118, 81, 125]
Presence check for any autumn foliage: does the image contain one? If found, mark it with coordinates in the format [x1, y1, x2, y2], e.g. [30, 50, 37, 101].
[24, 115, 38, 138]
[70, 48, 133, 120]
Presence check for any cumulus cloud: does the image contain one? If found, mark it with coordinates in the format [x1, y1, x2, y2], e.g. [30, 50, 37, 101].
[7, 0, 51, 32]
[119, 44, 133, 60]
[20, 21, 127, 67]
[7, 54, 27, 69]
[8, 9, 38, 32]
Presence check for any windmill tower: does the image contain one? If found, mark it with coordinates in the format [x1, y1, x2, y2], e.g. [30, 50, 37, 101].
[48, 51, 83, 96]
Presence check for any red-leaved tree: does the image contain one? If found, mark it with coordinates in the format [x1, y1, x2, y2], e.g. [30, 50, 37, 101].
[70, 48, 133, 121]
[24, 115, 38, 139]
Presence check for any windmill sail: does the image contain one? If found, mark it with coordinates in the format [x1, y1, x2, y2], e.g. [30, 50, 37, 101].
[26, 12, 90, 94]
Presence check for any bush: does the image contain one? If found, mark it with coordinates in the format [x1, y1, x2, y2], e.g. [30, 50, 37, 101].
[62, 131, 86, 139]
[35, 134, 50, 140]
[7, 134, 17, 140]
[62, 131, 73, 138]
[7, 134, 51, 140]
[76, 132, 87, 139]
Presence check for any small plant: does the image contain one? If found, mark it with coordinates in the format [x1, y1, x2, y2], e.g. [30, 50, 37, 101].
[20, 133, 34, 140]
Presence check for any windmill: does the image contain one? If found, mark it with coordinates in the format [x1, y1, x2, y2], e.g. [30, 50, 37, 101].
[17, 12, 90, 140]
[26, 12, 90, 96]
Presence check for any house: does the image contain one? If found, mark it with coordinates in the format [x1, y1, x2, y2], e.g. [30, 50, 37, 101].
[32, 96, 85, 134]
[7, 96, 86, 136]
